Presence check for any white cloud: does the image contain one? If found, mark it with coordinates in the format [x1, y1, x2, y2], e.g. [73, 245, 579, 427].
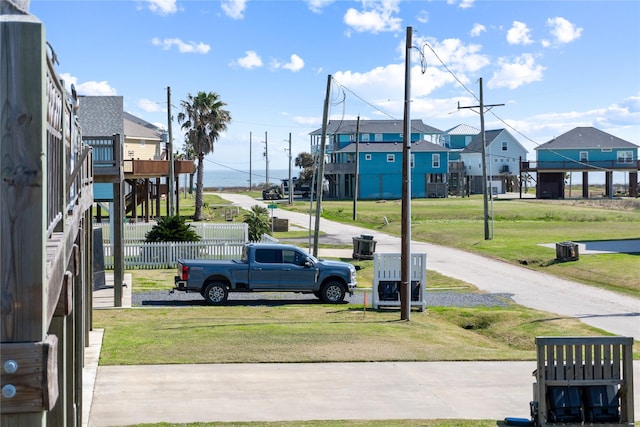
[447, 0, 475, 9]
[221, 0, 247, 19]
[594, 95, 640, 127]
[151, 37, 210, 54]
[145, 0, 177, 15]
[138, 98, 162, 113]
[343, 0, 402, 34]
[282, 54, 305, 72]
[306, 0, 335, 13]
[271, 54, 305, 72]
[235, 50, 263, 69]
[417, 10, 429, 24]
[488, 53, 546, 89]
[60, 73, 117, 96]
[293, 115, 321, 126]
[506, 21, 533, 45]
[470, 23, 486, 37]
[419, 37, 490, 74]
[545, 17, 583, 45]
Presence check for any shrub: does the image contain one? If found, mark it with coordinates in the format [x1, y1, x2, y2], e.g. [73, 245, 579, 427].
[243, 205, 271, 241]
[145, 215, 201, 242]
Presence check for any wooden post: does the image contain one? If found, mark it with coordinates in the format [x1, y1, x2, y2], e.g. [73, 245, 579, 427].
[0, 8, 52, 425]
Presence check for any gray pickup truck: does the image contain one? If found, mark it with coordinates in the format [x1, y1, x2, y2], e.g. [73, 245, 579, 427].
[174, 243, 357, 305]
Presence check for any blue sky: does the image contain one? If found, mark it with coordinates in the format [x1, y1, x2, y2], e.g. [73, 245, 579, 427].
[31, 0, 640, 172]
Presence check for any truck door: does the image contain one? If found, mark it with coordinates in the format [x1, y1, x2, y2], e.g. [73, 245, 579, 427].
[250, 248, 284, 289]
[278, 248, 318, 290]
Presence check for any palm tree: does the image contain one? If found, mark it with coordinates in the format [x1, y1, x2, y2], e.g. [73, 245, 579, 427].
[177, 91, 231, 220]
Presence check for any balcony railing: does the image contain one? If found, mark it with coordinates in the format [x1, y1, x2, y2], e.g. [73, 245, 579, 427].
[45, 55, 93, 237]
[123, 159, 196, 177]
[324, 162, 356, 174]
[521, 159, 640, 172]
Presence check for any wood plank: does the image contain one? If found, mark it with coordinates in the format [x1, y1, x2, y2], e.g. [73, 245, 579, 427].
[0, 335, 58, 413]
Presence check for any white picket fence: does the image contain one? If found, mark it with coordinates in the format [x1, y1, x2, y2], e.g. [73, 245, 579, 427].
[96, 221, 248, 243]
[95, 222, 278, 269]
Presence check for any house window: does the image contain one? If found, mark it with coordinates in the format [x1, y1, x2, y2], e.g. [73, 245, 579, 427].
[411, 153, 415, 168]
[365, 154, 372, 161]
[375, 134, 383, 142]
[580, 151, 588, 162]
[502, 141, 508, 151]
[432, 153, 440, 168]
[362, 134, 370, 142]
[387, 154, 395, 162]
[140, 139, 145, 146]
[618, 151, 633, 164]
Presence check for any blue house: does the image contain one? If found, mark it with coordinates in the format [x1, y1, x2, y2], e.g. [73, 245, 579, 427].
[310, 119, 448, 199]
[331, 140, 450, 199]
[522, 127, 639, 198]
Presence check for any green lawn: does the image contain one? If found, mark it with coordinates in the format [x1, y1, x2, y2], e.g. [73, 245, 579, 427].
[280, 197, 640, 296]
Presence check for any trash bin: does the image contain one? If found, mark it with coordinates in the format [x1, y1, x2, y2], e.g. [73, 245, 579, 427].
[271, 217, 289, 232]
[352, 234, 377, 260]
[555, 241, 579, 262]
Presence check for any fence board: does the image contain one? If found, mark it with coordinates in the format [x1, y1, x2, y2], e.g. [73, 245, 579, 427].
[96, 222, 248, 243]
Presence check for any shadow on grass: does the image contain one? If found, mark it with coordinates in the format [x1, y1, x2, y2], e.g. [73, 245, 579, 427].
[140, 297, 350, 307]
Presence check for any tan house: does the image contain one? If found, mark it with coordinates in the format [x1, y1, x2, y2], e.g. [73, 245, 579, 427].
[123, 111, 165, 160]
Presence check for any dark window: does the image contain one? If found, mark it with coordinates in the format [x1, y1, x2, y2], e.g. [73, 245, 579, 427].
[255, 249, 282, 263]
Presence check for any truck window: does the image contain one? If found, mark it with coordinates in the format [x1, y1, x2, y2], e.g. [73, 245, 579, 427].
[255, 248, 282, 264]
[283, 249, 303, 265]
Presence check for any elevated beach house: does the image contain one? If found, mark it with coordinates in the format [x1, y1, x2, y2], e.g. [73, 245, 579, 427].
[460, 128, 528, 195]
[521, 127, 639, 199]
[310, 119, 448, 199]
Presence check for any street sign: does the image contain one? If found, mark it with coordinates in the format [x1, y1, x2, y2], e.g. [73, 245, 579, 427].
[267, 204, 278, 209]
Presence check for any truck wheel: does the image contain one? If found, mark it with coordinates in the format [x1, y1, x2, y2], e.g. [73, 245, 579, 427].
[203, 282, 228, 305]
[321, 281, 345, 304]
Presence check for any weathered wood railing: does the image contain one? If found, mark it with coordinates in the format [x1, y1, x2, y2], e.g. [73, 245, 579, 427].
[533, 336, 634, 426]
[1, 6, 94, 426]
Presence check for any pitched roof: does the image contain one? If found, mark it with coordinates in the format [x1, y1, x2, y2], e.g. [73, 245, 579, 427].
[444, 123, 479, 135]
[535, 127, 638, 150]
[310, 119, 442, 135]
[460, 129, 504, 154]
[123, 111, 163, 140]
[77, 96, 124, 137]
[337, 140, 448, 153]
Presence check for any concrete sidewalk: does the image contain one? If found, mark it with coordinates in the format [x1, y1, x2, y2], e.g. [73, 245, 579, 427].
[83, 324, 640, 426]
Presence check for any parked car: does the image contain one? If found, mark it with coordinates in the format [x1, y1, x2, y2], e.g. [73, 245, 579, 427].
[174, 243, 358, 305]
[262, 185, 282, 200]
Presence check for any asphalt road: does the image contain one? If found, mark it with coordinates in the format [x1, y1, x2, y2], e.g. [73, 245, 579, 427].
[220, 193, 640, 338]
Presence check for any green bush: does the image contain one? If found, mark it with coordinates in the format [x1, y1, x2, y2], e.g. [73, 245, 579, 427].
[144, 215, 201, 242]
[243, 205, 271, 241]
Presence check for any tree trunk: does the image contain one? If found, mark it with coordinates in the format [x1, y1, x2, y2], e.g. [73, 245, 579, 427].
[194, 152, 205, 221]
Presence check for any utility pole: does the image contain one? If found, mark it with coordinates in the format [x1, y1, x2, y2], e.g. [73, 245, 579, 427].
[352, 116, 360, 221]
[458, 77, 503, 240]
[313, 74, 332, 257]
[400, 26, 412, 321]
[263, 131, 269, 189]
[249, 132, 252, 190]
[288, 132, 293, 204]
[167, 86, 175, 216]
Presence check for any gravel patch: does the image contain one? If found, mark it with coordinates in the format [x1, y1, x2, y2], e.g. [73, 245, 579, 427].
[132, 289, 514, 308]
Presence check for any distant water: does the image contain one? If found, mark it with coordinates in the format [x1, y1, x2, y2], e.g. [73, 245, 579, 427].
[201, 168, 291, 189]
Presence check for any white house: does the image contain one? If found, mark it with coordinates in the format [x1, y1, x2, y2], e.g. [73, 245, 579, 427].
[460, 128, 528, 194]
